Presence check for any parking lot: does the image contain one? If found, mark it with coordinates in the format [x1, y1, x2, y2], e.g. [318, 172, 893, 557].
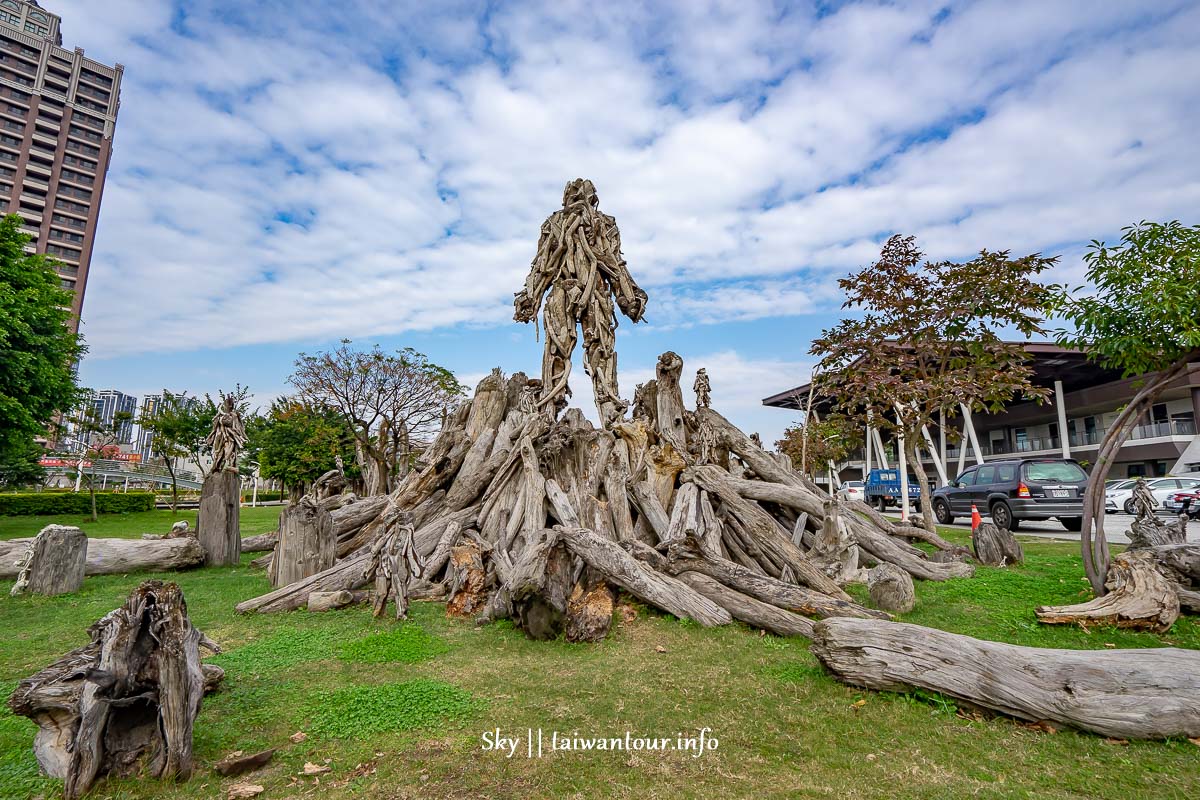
[889, 511, 1196, 544]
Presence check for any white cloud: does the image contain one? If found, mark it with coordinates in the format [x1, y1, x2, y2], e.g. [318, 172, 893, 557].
[60, 0, 1200, 364]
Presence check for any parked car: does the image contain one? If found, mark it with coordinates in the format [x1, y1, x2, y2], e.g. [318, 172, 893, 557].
[931, 458, 1088, 531]
[864, 469, 922, 512]
[837, 480, 865, 503]
[1161, 490, 1200, 519]
[1105, 477, 1200, 514]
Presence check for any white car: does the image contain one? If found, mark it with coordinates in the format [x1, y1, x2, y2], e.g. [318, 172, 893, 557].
[1106, 477, 1200, 514]
[837, 480, 865, 502]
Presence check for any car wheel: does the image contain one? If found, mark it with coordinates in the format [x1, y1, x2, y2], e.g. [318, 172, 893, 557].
[1123, 498, 1137, 515]
[1059, 516, 1082, 532]
[991, 501, 1019, 531]
[875, 497, 887, 512]
[933, 499, 953, 525]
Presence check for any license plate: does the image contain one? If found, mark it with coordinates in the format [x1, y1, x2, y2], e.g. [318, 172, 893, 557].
[1049, 489, 1071, 498]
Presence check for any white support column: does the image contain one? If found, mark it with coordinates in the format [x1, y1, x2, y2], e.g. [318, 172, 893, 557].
[960, 403, 985, 466]
[939, 408, 947, 466]
[919, 423, 949, 486]
[864, 423, 873, 476]
[957, 426, 968, 476]
[898, 430, 910, 522]
[872, 428, 890, 469]
[1055, 379, 1071, 459]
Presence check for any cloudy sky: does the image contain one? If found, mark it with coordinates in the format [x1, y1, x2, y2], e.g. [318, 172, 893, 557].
[66, 0, 1200, 443]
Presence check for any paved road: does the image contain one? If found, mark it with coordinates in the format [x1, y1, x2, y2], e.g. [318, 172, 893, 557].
[888, 511, 1196, 544]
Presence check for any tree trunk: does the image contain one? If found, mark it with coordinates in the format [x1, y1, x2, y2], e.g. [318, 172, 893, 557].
[810, 617, 1200, 740]
[971, 521, 1024, 566]
[164, 459, 179, 514]
[7, 581, 222, 798]
[307, 590, 367, 612]
[9, 525, 88, 596]
[240, 532, 278, 553]
[676, 571, 815, 637]
[1081, 355, 1194, 593]
[904, 435, 937, 534]
[1036, 550, 1180, 632]
[0, 536, 205, 578]
[198, 470, 240, 566]
[268, 496, 335, 588]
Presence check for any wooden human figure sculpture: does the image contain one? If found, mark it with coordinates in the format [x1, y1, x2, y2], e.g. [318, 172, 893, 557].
[364, 511, 423, 620]
[693, 368, 712, 409]
[514, 179, 648, 428]
[206, 396, 246, 473]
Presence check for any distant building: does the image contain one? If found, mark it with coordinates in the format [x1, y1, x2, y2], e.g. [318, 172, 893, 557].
[763, 344, 1200, 484]
[86, 388, 135, 444]
[133, 393, 160, 459]
[0, 0, 123, 332]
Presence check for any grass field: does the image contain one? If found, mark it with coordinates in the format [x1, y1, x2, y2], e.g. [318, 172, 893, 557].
[1, 513, 1198, 800]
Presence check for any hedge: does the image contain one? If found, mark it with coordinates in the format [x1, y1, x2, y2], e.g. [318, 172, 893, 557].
[0, 491, 156, 516]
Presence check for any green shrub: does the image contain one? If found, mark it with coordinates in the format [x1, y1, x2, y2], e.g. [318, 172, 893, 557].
[0, 491, 155, 516]
[304, 679, 481, 739]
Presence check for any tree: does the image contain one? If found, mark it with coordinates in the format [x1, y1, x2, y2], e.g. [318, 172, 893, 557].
[136, 392, 209, 512]
[0, 436, 46, 489]
[1054, 220, 1200, 594]
[70, 403, 134, 522]
[0, 214, 85, 476]
[811, 234, 1057, 532]
[249, 398, 359, 497]
[776, 415, 863, 489]
[289, 341, 465, 495]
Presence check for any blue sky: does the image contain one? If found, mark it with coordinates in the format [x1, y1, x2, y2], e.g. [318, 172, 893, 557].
[62, 0, 1200, 443]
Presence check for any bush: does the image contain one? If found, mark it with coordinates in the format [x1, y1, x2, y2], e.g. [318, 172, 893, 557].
[0, 491, 155, 516]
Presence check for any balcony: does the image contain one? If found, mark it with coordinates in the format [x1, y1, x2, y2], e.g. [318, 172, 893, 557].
[942, 419, 1196, 460]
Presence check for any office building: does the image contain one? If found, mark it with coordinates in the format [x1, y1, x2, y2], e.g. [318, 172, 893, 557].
[0, 0, 122, 331]
[763, 344, 1200, 484]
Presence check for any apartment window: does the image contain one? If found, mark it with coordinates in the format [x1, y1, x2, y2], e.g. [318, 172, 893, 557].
[30, 11, 50, 24]
[64, 155, 96, 170]
[5, 104, 24, 116]
[0, 1, 19, 11]
[58, 184, 90, 200]
[47, 243, 80, 260]
[55, 197, 88, 214]
[60, 170, 94, 186]
[52, 213, 85, 229]
[50, 229, 84, 243]
[0, 150, 15, 162]
[69, 126, 101, 142]
[67, 140, 98, 157]
[80, 70, 112, 87]
[74, 113, 104, 132]
[2, 119, 22, 133]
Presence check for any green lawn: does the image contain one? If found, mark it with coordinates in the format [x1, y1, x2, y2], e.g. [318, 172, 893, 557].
[0, 506, 283, 541]
[1, 515, 1197, 800]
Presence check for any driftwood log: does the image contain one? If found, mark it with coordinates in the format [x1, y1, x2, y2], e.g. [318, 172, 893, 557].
[867, 562, 915, 613]
[268, 495, 334, 588]
[198, 470, 240, 566]
[9, 525, 88, 596]
[971, 521, 1023, 566]
[7, 581, 222, 798]
[1, 536, 205, 579]
[240, 532, 278, 553]
[1036, 550, 1180, 632]
[811, 617, 1200, 739]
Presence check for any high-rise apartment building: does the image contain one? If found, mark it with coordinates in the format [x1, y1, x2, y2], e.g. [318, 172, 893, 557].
[135, 393, 161, 460]
[0, 0, 122, 331]
[87, 388, 136, 444]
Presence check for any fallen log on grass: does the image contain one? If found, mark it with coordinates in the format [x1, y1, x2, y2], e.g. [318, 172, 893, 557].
[1, 535, 205, 579]
[240, 532, 277, 552]
[7, 581, 222, 798]
[810, 617, 1200, 740]
[1035, 550, 1180, 632]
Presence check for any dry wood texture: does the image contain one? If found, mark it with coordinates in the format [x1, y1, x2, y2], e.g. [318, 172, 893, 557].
[269, 496, 335, 588]
[198, 470, 241, 566]
[972, 521, 1024, 566]
[1036, 550, 1180, 632]
[811, 617, 1200, 739]
[1, 536, 204, 579]
[8, 581, 221, 798]
[9, 525, 87, 596]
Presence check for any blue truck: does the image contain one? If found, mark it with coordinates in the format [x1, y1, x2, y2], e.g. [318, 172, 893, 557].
[864, 469, 922, 512]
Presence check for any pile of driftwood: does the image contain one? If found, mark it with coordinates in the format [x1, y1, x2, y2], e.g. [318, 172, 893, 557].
[236, 360, 975, 635]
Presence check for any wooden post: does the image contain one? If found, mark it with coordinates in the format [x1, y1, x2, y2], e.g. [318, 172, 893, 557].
[10, 525, 88, 596]
[198, 470, 241, 566]
[269, 496, 335, 588]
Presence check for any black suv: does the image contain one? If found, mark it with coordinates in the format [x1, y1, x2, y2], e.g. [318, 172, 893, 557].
[931, 458, 1088, 532]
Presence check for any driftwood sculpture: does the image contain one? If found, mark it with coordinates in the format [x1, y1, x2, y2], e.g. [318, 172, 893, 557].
[514, 178, 647, 427]
[269, 494, 335, 587]
[237, 181, 977, 642]
[198, 395, 247, 566]
[971, 520, 1023, 566]
[8, 581, 222, 799]
[693, 368, 711, 409]
[364, 510, 423, 619]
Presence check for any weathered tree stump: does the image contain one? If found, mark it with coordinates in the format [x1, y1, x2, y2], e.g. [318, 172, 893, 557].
[9, 525, 88, 596]
[972, 521, 1023, 566]
[307, 590, 366, 612]
[269, 495, 335, 588]
[446, 539, 489, 618]
[1036, 550, 1180, 632]
[7, 581, 222, 798]
[811, 617, 1200, 739]
[198, 470, 241, 566]
[867, 562, 915, 613]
